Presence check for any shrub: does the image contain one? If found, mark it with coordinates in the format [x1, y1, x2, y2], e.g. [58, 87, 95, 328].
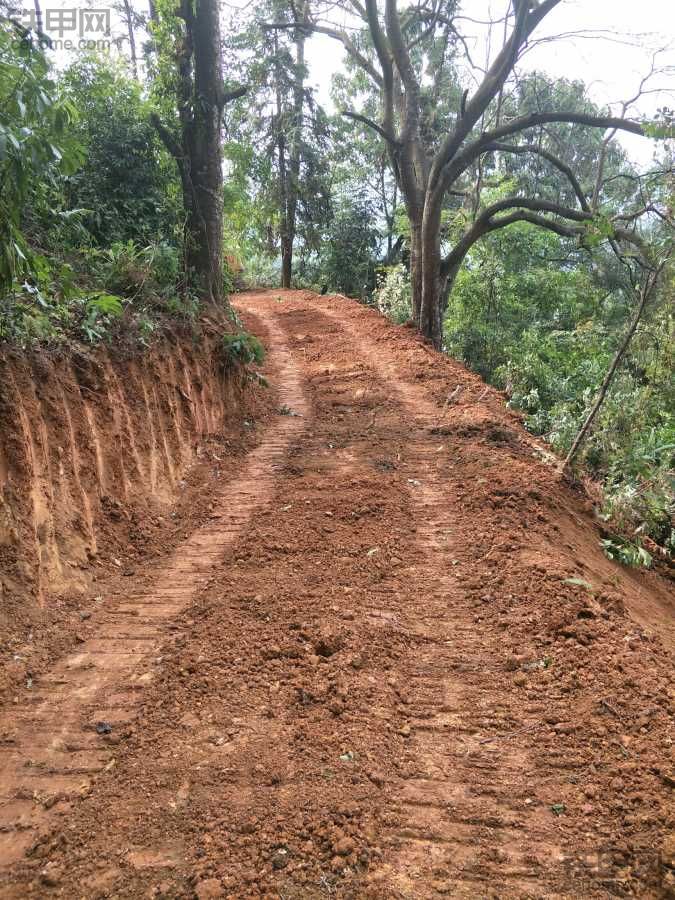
[374, 264, 412, 324]
[222, 331, 265, 365]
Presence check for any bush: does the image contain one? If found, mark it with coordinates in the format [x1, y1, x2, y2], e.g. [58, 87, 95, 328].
[318, 196, 380, 299]
[222, 331, 265, 365]
[60, 56, 180, 248]
[374, 264, 412, 324]
[240, 253, 279, 289]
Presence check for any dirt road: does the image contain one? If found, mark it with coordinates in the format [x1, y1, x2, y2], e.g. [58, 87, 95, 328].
[0, 291, 672, 898]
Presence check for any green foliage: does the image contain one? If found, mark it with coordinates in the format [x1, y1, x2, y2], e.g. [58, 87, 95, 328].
[0, 21, 82, 292]
[374, 264, 412, 324]
[0, 273, 124, 346]
[308, 195, 381, 299]
[222, 331, 265, 366]
[601, 537, 653, 569]
[81, 292, 124, 342]
[445, 221, 673, 548]
[642, 107, 674, 141]
[240, 252, 280, 289]
[60, 56, 180, 248]
[446, 225, 601, 381]
[0, 38, 189, 348]
[86, 240, 180, 300]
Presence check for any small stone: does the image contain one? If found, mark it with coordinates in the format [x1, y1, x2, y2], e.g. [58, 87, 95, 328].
[398, 724, 411, 737]
[553, 722, 575, 735]
[271, 847, 290, 870]
[514, 673, 527, 687]
[40, 866, 61, 887]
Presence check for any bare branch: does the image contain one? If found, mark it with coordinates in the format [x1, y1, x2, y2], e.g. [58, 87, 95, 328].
[262, 19, 383, 86]
[483, 142, 590, 211]
[221, 84, 248, 105]
[564, 262, 666, 470]
[341, 109, 400, 146]
[429, 0, 563, 192]
[440, 111, 645, 195]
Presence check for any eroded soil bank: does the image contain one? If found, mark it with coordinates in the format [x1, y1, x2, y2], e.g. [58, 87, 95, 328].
[0, 291, 673, 898]
[0, 318, 274, 701]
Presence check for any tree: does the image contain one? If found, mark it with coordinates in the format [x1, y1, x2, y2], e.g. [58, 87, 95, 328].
[114, 0, 141, 79]
[563, 261, 668, 470]
[272, 0, 652, 346]
[331, 60, 402, 265]
[151, 0, 245, 304]
[269, 3, 307, 287]
[318, 192, 381, 297]
[61, 56, 177, 248]
[224, 0, 331, 287]
[0, 19, 80, 292]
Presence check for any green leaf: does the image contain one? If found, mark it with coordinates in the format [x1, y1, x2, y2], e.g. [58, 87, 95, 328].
[86, 293, 124, 317]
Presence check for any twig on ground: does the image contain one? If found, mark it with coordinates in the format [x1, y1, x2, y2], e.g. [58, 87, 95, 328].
[600, 698, 622, 719]
[478, 723, 542, 745]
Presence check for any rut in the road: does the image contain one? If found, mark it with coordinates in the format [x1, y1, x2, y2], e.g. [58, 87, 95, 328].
[315, 304, 559, 895]
[0, 311, 307, 868]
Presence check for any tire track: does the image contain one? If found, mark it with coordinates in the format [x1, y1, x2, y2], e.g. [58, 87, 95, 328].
[290, 298, 563, 895]
[0, 308, 308, 870]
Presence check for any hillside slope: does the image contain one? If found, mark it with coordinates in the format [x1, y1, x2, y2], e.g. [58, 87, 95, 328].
[0, 290, 672, 898]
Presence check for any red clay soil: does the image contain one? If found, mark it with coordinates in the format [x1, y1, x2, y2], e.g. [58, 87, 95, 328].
[0, 315, 275, 709]
[0, 290, 673, 899]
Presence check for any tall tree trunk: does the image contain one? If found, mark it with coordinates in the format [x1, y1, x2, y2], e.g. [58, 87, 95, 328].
[278, 19, 306, 290]
[33, 0, 43, 38]
[274, 31, 291, 289]
[280, 233, 292, 287]
[186, 0, 225, 304]
[122, 0, 138, 79]
[152, 0, 244, 305]
[409, 215, 423, 324]
[419, 195, 444, 348]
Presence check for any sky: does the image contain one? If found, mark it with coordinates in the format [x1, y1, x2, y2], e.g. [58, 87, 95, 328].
[299, 0, 675, 165]
[26, 0, 675, 165]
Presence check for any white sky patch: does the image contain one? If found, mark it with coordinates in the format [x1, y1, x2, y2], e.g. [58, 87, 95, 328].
[301, 0, 675, 166]
[27, 0, 675, 166]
